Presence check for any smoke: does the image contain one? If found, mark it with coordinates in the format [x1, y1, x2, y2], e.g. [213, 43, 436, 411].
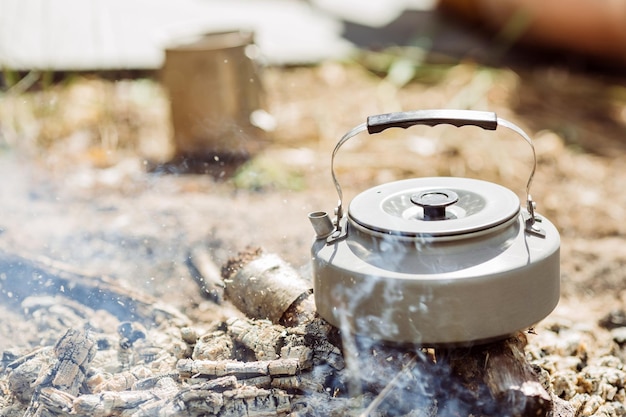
[315, 218, 523, 416]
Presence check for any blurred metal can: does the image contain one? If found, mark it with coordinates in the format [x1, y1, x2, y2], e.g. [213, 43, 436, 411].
[162, 31, 268, 161]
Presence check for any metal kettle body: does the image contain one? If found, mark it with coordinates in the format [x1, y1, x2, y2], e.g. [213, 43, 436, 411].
[309, 110, 560, 346]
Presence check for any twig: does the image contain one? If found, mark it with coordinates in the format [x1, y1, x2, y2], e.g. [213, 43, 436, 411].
[358, 355, 418, 417]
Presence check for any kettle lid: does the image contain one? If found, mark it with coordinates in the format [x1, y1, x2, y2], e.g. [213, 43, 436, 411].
[348, 177, 520, 238]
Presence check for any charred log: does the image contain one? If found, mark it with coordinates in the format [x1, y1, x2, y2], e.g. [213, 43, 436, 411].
[20, 328, 97, 417]
[443, 333, 555, 417]
[0, 248, 187, 325]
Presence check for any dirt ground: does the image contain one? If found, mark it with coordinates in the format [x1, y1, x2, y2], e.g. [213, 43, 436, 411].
[1, 57, 626, 414]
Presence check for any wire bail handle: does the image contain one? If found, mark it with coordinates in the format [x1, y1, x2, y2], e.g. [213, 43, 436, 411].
[330, 109, 540, 234]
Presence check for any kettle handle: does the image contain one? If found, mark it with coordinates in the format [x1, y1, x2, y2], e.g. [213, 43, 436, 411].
[366, 109, 498, 133]
[331, 109, 538, 231]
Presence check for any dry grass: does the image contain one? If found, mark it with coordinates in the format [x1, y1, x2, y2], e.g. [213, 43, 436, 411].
[0, 75, 172, 167]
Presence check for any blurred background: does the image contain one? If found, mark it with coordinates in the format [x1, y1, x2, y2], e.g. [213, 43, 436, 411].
[2, 0, 625, 164]
[2, 0, 625, 161]
[1, 0, 626, 305]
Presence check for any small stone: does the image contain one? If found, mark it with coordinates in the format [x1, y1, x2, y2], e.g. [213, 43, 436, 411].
[610, 327, 626, 345]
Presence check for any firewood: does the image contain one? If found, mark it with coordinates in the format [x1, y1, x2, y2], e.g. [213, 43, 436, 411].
[281, 292, 317, 327]
[221, 248, 313, 325]
[23, 328, 97, 417]
[192, 329, 235, 360]
[227, 316, 286, 360]
[73, 389, 159, 417]
[48, 328, 97, 395]
[132, 372, 180, 391]
[37, 387, 76, 416]
[221, 385, 292, 417]
[1, 248, 567, 417]
[176, 357, 303, 379]
[483, 336, 552, 416]
[156, 378, 291, 417]
[186, 246, 225, 303]
[137, 376, 238, 417]
[445, 333, 554, 417]
[300, 318, 344, 370]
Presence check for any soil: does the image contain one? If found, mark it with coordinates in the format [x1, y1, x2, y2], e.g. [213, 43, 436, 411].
[1, 59, 626, 415]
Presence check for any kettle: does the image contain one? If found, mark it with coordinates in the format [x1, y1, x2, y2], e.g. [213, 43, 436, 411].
[308, 110, 560, 345]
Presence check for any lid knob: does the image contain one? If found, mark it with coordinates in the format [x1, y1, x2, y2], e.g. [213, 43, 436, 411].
[411, 189, 459, 221]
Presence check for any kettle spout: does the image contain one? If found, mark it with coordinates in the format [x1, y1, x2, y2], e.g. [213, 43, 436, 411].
[308, 211, 334, 239]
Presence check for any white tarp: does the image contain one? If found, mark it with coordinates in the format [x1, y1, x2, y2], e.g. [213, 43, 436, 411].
[0, 0, 355, 70]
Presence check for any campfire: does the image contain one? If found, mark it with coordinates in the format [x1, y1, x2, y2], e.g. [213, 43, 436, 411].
[0, 245, 573, 417]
